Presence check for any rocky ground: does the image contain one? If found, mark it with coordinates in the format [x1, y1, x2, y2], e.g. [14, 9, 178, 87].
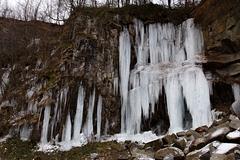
[1, 111, 240, 160]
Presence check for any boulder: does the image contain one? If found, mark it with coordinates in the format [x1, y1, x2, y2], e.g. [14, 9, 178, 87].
[154, 147, 184, 160]
[231, 99, 240, 118]
[186, 141, 221, 160]
[195, 126, 208, 135]
[210, 153, 235, 160]
[207, 127, 230, 142]
[229, 114, 239, 121]
[131, 147, 154, 159]
[162, 134, 177, 145]
[229, 119, 240, 130]
[173, 138, 187, 151]
[144, 138, 163, 150]
[189, 137, 207, 152]
[176, 131, 186, 137]
[188, 130, 202, 139]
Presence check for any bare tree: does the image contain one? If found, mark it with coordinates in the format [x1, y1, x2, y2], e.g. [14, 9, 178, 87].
[0, 0, 14, 18]
[168, 0, 171, 8]
[33, 0, 43, 20]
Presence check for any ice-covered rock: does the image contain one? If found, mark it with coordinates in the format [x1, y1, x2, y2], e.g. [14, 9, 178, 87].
[226, 130, 240, 140]
[186, 141, 221, 160]
[213, 143, 239, 154]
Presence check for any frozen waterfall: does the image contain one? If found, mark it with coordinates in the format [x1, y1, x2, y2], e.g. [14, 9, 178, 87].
[34, 18, 214, 152]
[119, 18, 212, 134]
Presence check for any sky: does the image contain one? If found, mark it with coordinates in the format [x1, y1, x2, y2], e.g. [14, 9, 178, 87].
[7, 0, 26, 7]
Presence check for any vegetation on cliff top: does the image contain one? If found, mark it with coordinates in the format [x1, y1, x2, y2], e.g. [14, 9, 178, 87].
[68, 3, 195, 25]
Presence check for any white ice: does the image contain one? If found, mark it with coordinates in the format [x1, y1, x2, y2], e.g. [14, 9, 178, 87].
[106, 131, 161, 144]
[83, 88, 96, 137]
[73, 84, 85, 140]
[226, 130, 240, 140]
[214, 143, 239, 154]
[96, 95, 103, 139]
[40, 105, 51, 144]
[119, 18, 211, 134]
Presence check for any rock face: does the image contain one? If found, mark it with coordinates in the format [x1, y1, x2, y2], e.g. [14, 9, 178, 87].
[194, 0, 240, 83]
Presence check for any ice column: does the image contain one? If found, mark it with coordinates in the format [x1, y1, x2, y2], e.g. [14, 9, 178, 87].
[83, 88, 96, 137]
[165, 75, 184, 132]
[181, 68, 212, 128]
[96, 95, 102, 139]
[119, 27, 131, 133]
[73, 84, 85, 140]
[40, 106, 51, 144]
[232, 83, 240, 100]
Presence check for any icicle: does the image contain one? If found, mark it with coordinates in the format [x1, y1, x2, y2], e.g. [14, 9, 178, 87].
[50, 100, 58, 140]
[183, 18, 204, 61]
[96, 95, 102, 139]
[40, 105, 51, 144]
[63, 113, 72, 142]
[0, 69, 10, 97]
[119, 28, 131, 133]
[20, 124, 32, 141]
[73, 84, 85, 140]
[180, 68, 212, 128]
[232, 83, 240, 100]
[113, 77, 119, 95]
[128, 88, 142, 134]
[83, 88, 96, 137]
[165, 74, 184, 132]
[140, 71, 150, 118]
[104, 119, 109, 135]
[134, 19, 149, 65]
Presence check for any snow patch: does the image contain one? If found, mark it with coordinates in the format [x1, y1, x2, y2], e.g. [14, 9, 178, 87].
[214, 143, 239, 154]
[226, 130, 240, 140]
[38, 133, 88, 152]
[0, 134, 12, 143]
[106, 131, 161, 144]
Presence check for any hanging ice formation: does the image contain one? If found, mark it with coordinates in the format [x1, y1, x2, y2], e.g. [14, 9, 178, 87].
[40, 105, 51, 144]
[82, 88, 96, 137]
[232, 83, 240, 100]
[96, 95, 103, 139]
[37, 83, 103, 151]
[119, 18, 212, 134]
[73, 84, 85, 140]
